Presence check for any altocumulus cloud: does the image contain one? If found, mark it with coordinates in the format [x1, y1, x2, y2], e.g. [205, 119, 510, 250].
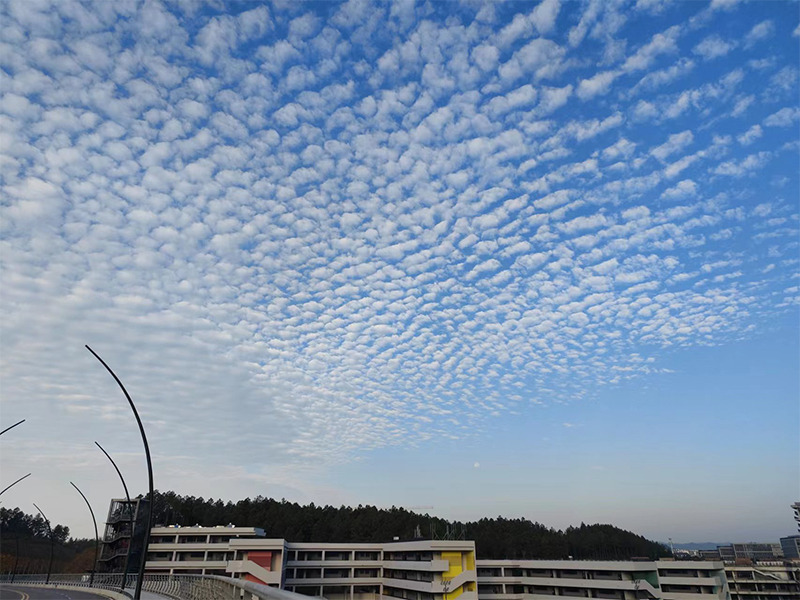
[0, 0, 798, 490]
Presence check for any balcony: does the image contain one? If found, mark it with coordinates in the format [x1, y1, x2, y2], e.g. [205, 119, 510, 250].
[383, 560, 449, 572]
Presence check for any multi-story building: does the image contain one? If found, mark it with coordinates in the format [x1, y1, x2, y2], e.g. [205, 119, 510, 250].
[284, 540, 477, 600]
[780, 537, 800, 561]
[143, 525, 477, 600]
[139, 526, 733, 600]
[145, 525, 284, 583]
[792, 504, 800, 534]
[724, 563, 800, 600]
[476, 559, 729, 600]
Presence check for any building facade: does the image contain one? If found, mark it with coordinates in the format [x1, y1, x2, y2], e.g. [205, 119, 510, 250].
[136, 524, 739, 600]
[724, 562, 800, 600]
[98, 497, 150, 574]
[780, 538, 800, 561]
[475, 559, 729, 600]
[716, 546, 783, 562]
[143, 525, 477, 600]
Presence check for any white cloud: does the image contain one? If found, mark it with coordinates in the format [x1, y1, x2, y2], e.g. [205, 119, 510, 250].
[651, 130, 694, 161]
[737, 124, 762, 146]
[764, 107, 800, 127]
[661, 179, 698, 199]
[745, 20, 774, 46]
[602, 137, 636, 161]
[713, 152, 771, 176]
[693, 35, 734, 60]
[632, 100, 659, 121]
[622, 25, 679, 72]
[530, 0, 561, 35]
[538, 84, 573, 114]
[634, 0, 672, 14]
[710, 0, 743, 9]
[472, 44, 500, 72]
[577, 70, 619, 100]
[498, 38, 566, 84]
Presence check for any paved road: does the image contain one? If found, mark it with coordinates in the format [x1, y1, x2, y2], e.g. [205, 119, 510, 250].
[0, 586, 111, 600]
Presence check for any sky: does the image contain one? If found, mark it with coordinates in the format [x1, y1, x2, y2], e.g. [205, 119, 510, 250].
[0, 0, 798, 544]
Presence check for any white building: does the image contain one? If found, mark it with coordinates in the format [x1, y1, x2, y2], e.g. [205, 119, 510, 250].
[139, 526, 753, 600]
[475, 559, 730, 600]
[145, 526, 478, 600]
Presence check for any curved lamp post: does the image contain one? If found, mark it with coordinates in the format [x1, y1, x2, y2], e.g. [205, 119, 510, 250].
[10, 536, 19, 583]
[0, 472, 31, 497]
[0, 421, 30, 502]
[0, 419, 25, 436]
[32, 503, 54, 585]
[85, 345, 153, 600]
[70, 482, 99, 586]
[96, 441, 134, 590]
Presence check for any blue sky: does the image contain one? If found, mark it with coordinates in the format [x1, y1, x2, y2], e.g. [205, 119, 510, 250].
[0, 0, 798, 543]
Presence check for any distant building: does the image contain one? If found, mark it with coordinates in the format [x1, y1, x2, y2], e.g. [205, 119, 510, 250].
[716, 544, 782, 562]
[780, 536, 800, 560]
[793, 503, 800, 533]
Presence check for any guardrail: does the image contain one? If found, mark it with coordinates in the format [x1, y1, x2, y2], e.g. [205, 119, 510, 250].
[0, 573, 324, 600]
[1, 573, 133, 598]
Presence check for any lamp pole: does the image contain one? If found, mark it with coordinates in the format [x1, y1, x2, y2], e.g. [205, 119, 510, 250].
[96, 441, 134, 591]
[0, 472, 31, 497]
[11, 536, 19, 583]
[85, 345, 153, 600]
[32, 503, 54, 585]
[0, 419, 25, 436]
[70, 482, 99, 586]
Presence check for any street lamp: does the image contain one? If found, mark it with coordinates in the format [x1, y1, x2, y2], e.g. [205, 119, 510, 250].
[0, 472, 31, 497]
[85, 345, 154, 600]
[96, 441, 134, 591]
[70, 481, 99, 587]
[10, 536, 20, 583]
[0, 419, 25, 436]
[32, 503, 54, 585]
[1, 420, 31, 498]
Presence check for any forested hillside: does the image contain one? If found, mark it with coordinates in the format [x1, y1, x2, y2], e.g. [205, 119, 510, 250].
[150, 491, 670, 560]
[0, 507, 95, 574]
[0, 495, 670, 572]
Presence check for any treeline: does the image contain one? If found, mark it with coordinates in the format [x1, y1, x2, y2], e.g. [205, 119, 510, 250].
[150, 490, 670, 560]
[0, 507, 95, 574]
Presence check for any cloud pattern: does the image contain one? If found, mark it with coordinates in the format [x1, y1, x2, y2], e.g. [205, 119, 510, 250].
[1, 0, 798, 473]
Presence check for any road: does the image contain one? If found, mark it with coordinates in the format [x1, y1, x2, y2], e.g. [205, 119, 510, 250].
[0, 586, 111, 600]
